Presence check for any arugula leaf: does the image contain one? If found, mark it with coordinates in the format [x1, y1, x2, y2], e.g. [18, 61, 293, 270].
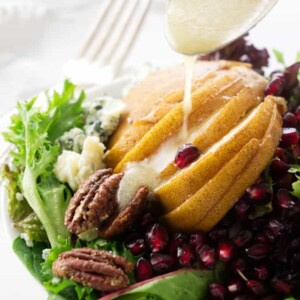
[3, 81, 84, 247]
[291, 175, 300, 198]
[273, 49, 285, 66]
[13, 236, 48, 282]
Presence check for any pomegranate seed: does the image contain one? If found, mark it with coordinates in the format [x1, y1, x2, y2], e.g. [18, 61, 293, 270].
[234, 199, 251, 220]
[264, 72, 286, 96]
[135, 258, 153, 282]
[227, 278, 244, 294]
[254, 265, 269, 280]
[177, 243, 195, 266]
[229, 222, 243, 239]
[274, 147, 289, 163]
[126, 237, 146, 256]
[190, 232, 206, 249]
[272, 279, 291, 294]
[145, 223, 169, 253]
[247, 280, 266, 295]
[174, 143, 201, 168]
[265, 219, 284, 240]
[208, 229, 227, 243]
[296, 105, 300, 122]
[245, 243, 270, 260]
[233, 295, 256, 300]
[168, 233, 186, 255]
[275, 173, 294, 189]
[292, 142, 300, 159]
[233, 230, 253, 247]
[250, 218, 266, 232]
[209, 283, 226, 299]
[255, 233, 269, 244]
[281, 127, 299, 148]
[150, 253, 175, 273]
[276, 189, 295, 209]
[283, 112, 297, 128]
[270, 159, 289, 177]
[198, 245, 216, 269]
[247, 183, 271, 205]
[218, 241, 235, 262]
[261, 295, 279, 300]
[230, 258, 247, 274]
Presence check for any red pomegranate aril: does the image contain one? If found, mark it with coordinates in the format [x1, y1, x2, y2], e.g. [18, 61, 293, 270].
[198, 245, 216, 269]
[295, 105, 300, 122]
[126, 238, 146, 256]
[281, 127, 299, 148]
[230, 258, 247, 274]
[247, 280, 266, 296]
[261, 295, 279, 300]
[140, 213, 155, 228]
[245, 243, 270, 260]
[247, 183, 271, 205]
[274, 147, 289, 163]
[283, 112, 297, 128]
[174, 143, 201, 168]
[135, 257, 153, 282]
[209, 283, 226, 300]
[145, 223, 169, 253]
[255, 233, 269, 244]
[208, 229, 228, 243]
[177, 243, 195, 266]
[264, 72, 286, 96]
[234, 199, 251, 220]
[150, 253, 175, 273]
[233, 230, 253, 247]
[265, 219, 284, 240]
[233, 294, 256, 300]
[254, 265, 269, 280]
[227, 278, 244, 294]
[168, 233, 186, 255]
[218, 241, 235, 262]
[270, 159, 289, 177]
[190, 232, 206, 249]
[276, 189, 295, 209]
[275, 172, 294, 190]
[272, 279, 291, 294]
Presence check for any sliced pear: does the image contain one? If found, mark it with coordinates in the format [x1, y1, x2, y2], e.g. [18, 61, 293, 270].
[159, 85, 264, 178]
[113, 72, 246, 173]
[106, 61, 250, 169]
[194, 103, 283, 231]
[156, 96, 278, 213]
[160, 138, 260, 231]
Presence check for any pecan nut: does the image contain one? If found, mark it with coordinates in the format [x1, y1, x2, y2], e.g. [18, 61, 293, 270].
[52, 248, 134, 292]
[65, 169, 148, 238]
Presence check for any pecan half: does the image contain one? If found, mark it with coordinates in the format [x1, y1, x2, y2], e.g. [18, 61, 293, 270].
[52, 248, 134, 292]
[65, 169, 148, 238]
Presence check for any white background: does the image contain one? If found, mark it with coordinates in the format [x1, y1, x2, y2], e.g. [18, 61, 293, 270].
[0, 0, 300, 299]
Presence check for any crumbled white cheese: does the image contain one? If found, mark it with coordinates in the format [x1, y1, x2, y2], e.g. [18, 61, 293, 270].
[84, 96, 124, 143]
[20, 233, 33, 247]
[54, 136, 106, 191]
[57, 127, 86, 153]
[42, 248, 51, 260]
[16, 192, 24, 201]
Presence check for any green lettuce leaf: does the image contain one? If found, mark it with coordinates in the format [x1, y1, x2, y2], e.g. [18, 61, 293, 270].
[3, 81, 84, 247]
[13, 236, 48, 282]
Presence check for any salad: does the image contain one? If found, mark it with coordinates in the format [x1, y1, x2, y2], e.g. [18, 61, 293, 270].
[2, 36, 300, 300]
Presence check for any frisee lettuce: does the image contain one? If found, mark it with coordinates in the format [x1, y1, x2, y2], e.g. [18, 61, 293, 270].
[3, 81, 85, 247]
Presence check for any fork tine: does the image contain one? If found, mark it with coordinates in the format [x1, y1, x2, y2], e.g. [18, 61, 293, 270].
[96, 0, 139, 65]
[88, 0, 128, 61]
[112, 0, 151, 75]
[78, 0, 111, 58]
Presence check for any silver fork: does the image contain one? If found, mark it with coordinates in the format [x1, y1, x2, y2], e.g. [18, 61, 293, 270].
[63, 0, 151, 86]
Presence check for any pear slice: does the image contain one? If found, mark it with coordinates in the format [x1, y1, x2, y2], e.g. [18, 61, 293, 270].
[156, 96, 278, 213]
[159, 85, 264, 178]
[160, 97, 286, 232]
[160, 138, 260, 231]
[113, 72, 246, 173]
[194, 102, 283, 231]
[106, 61, 250, 169]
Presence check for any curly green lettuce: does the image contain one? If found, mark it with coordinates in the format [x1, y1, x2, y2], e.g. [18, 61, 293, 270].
[3, 81, 85, 247]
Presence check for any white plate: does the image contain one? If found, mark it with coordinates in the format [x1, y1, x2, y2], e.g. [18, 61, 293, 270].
[0, 76, 131, 300]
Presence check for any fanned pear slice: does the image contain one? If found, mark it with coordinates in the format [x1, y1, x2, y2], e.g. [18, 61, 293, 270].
[113, 70, 248, 173]
[160, 96, 286, 232]
[156, 96, 279, 213]
[194, 99, 284, 231]
[106, 61, 250, 169]
[160, 138, 261, 231]
[159, 85, 264, 179]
